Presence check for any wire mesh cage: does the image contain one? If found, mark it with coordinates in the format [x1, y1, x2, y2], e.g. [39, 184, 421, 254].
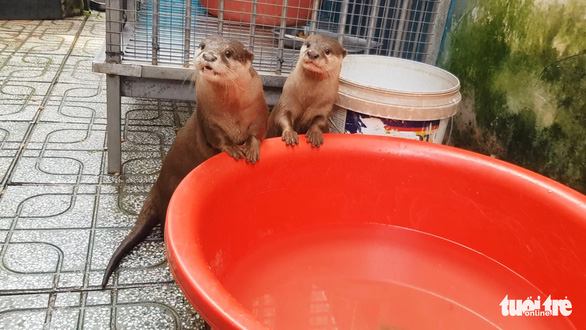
[106, 0, 449, 73]
[98, 0, 450, 173]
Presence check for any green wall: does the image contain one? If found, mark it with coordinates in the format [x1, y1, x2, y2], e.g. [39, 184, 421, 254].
[440, 0, 585, 193]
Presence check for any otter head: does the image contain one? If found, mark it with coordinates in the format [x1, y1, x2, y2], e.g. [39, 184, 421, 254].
[194, 35, 254, 85]
[298, 34, 347, 77]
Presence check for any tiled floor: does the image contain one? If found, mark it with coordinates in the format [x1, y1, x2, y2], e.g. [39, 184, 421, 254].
[0, 14, 205, 329]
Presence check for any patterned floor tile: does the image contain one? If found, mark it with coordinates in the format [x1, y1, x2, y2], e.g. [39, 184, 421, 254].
[121, 153, 163, 176]
[79, 16, 106, 37]
[0, 271, 56, 291]
[0, 19, 39, 35]
[120, 152, 164, 182]
[0, 54, 9, 67]
[11, 38, 73, 56]
[0, 185, 74, 218]
[0, 81, 52, 99]
[125, 106, 177, 127]
[0, 54, 63, 82]
[0, 14, 208, 329]
[57, 56, 104, 84]
[10, 150, 104, 184]
[0, 82, 51, 121]
[92, 229, 169, 286]
[124, 126, 177, 149]
[26, 122, 106, 150]
[11, 20, 83, 56]
[0, 293, 49, 329]
[0, 121, 30, 146]
[10, 229, 91, 272]
[114, 285, 204, 329]
[15, 194, 95, 229]
[32, 18, 85, 37]
[0, 292, 49, 310]
[70, 36, 105, 57]
[0, 285, 205, 329]
[39, 102, 107, 124]
[0, 66, 60, 83]
[95, 191, 146, 228]
[49, 81, 107, 104]
[0, 103, 43, 122]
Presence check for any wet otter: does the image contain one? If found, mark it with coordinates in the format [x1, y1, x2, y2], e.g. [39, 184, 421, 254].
[265, 34, 347, 147]
[101, 35, 268, 288]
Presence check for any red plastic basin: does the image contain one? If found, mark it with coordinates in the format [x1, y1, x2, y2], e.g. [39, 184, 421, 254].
[165, 134, 586, 329]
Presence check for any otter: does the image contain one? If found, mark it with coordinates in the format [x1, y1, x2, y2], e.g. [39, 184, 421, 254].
[265, 34, 347, 147]
[101, 35, 268, 288]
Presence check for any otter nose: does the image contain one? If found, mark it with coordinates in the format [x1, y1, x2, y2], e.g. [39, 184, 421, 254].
[203, 53, 217, 62]
[306, 50, 319, 60]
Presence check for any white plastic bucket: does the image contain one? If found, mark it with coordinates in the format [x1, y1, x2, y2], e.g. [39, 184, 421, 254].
[330, 55, 461, 144]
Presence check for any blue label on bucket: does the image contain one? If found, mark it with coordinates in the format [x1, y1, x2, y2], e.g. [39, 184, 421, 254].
[344, 111, 440, 142]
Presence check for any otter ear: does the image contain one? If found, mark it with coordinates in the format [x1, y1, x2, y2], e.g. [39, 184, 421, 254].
[244, 48, 254, 63]
[342, 48, 348, 58]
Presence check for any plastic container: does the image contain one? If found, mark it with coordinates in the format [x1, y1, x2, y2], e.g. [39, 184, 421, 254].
[330, 55, 461, 144]
[166, 134, 586, 329]
[199, 0, 314, 26]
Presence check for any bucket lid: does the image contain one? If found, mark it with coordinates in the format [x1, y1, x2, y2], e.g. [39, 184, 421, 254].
[340, 55, 460, 95]
[335, 56, 461, 120]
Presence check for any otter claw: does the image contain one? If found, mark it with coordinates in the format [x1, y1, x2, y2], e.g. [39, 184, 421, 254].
[224, 145, 245, 161]
[282, 130, 299, 146]
[306, 130, 324, 147]
[244, 146, 260, 164]
[242, 137, 261, 164]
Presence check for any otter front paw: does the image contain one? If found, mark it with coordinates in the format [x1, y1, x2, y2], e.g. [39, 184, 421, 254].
[306, 129, 324, 147]
[223, 145, 245, 161]
[281, 129, 299, 146]
[242, 138, 261, 164]
[244, 146, 260, 164]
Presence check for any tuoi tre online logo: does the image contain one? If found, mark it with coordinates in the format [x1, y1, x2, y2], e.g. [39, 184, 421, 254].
[500, 295, 572, 317]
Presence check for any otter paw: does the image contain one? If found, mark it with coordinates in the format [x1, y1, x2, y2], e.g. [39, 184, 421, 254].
[243, 145, 260, 164]
[242, 137, 261, 164]
[282, 130, 299, 146]
[223, 145, 245, 161]
[306, 130, 324, 147]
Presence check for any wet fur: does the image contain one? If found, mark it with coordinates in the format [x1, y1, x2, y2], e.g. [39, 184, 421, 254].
[101, 35, 268, 288]
[265, 34, 346, 147]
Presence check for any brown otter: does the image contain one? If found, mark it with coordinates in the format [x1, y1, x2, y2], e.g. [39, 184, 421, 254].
[265, 34, 346, 147]
[101, 35, 268, 288]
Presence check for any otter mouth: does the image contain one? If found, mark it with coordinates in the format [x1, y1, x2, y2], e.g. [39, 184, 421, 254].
[304, 61, 321, 68]
[202, 65, 220, 76]
[302, 60, 326, 72]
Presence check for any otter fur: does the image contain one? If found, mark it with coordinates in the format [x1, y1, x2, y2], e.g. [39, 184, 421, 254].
[101, 35, 268, 288]
[266, 34, 346, 147]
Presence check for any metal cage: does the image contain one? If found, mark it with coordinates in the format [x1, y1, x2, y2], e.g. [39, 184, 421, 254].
[93, 0, 451, 173]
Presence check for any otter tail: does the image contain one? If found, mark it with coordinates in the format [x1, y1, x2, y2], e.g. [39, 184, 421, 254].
[101, 192, 160, 288]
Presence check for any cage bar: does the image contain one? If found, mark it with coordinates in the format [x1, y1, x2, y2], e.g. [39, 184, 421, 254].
[107, 0, 448, 69]
[94, 0, 451, 172]
[183, 0, 192, 67]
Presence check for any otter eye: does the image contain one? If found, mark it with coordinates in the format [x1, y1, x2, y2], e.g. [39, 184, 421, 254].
[325, 49, 331, 55]
[306, 42, 311, 48]
[225, 50, 232, 58]
[199, 43, 205, 50]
